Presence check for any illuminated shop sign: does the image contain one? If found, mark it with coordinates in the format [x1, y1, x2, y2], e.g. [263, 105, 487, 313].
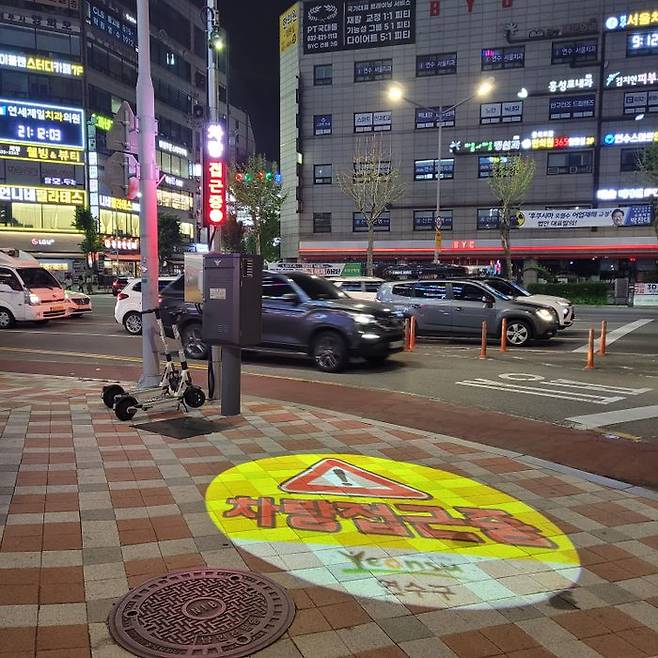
[548, 74, 594, 93]
[103, 236, 139, 251]
[162, 174, 184, 188]
[0, 53, 83, 77]
[450, 131, 595, 154]
[99, 195, 139, 212]
[158, 189, 193, 211]
[605, 10, 658, 30]
[43, 177, 78, 186]
[1, 9, 79, 33]
[0, 99, 84, 150]
[605, 70, 658, 88]
[203, 122, 226, 226]
[85, 2, 137, 48]
[603, 131, 658, 145]
[597, 187, 658, 200]
[91, 113, 112, 131]
[158, 139, 188, 157]
[0, 141, 84, 164]
[302, 0, 415, 54]
[0, 184, 85, 205]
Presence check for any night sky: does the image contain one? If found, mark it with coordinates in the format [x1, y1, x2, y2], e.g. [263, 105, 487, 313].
[223, 0, 294, 161]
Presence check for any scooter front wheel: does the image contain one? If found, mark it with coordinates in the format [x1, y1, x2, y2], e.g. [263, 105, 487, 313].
[183, 386, 206, 409]
[102, 384, 125, 409]
[115, 396, 138, 421]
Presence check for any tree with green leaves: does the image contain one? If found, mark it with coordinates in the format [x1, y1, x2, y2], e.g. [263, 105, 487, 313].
[337, 135, 405, 276]
[487, 155, 536, 280]
[222, 211, 245, 254]
[74, 206, 103, 270]
[639, 143, 658, 242]
[230, 154, 284, 257]
[157, 213, 183, 266]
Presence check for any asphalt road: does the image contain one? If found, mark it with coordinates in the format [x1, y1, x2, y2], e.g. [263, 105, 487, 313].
[2, 295, 658, 441]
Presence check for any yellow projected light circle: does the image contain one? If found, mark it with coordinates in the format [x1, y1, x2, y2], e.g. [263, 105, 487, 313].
[206, 454, 581, 609]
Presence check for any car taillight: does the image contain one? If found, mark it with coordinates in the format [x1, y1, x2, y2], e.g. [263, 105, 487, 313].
[117, 292, 129, 300]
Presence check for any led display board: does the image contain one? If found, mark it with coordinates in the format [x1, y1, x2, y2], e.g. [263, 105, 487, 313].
[0, 99, 84, 150]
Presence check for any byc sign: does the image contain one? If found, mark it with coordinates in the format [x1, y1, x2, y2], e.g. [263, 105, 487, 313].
[203, 122, 227, 227]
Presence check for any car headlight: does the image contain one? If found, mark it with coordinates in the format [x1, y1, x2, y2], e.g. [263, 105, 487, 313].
[351, 313, 376, 325]
[29, 293, 40, 305]
[536, 308, 554, 322]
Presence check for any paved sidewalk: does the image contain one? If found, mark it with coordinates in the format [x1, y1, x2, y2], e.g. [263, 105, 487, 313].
[0, 371, 657, 658]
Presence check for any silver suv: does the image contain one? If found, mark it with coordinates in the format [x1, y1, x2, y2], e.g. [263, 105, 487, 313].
[376, 279, 559, 346]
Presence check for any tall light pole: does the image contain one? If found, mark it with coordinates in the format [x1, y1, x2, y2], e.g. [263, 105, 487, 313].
[388, 78, 495, 263]
[136, 0, 160, 387]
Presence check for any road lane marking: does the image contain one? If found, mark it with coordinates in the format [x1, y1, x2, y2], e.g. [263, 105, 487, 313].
[572, 319, 653, 352]
[3, 330, 134, 338]
[566, 405, 658, 429]
[456, 373, 652, 405]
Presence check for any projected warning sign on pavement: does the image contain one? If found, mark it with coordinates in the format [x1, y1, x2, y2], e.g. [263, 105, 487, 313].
[206, 454, 581, 609]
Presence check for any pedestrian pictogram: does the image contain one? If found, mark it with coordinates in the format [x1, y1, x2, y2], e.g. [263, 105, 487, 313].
[278, 457, 431, 499]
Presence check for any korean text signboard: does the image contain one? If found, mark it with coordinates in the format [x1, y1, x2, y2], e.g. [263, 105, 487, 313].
[303, 0, 416, 54]
[206, 455, 580, 610]
[515, 206, 653, 229]
[203, 122, 227, 227]
[0, 99, 84, 150]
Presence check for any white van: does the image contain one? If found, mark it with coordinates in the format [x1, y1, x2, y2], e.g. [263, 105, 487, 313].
[0, 248, 68, 328]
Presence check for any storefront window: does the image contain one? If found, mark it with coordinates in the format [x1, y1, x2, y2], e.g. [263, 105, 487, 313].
[99, 210, 139, 237]
[10, 203, 76, 231]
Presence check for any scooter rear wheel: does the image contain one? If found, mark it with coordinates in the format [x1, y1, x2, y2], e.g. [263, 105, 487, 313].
[115, 396, 138, 421]
[102, 384, 125, 409]
[183, 386, 206, 409]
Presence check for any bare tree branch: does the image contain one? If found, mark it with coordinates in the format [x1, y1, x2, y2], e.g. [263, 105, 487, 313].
[337, 134, 405, 275]
[638, 143, 658, 242]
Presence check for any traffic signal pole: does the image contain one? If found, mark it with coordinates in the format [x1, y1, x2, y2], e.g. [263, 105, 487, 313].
[136, 0, 160, 387]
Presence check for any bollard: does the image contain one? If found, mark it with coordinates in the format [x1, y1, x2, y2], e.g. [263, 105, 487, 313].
[585, 328, 595, 369]
[404, 317, 410, 351]
[598, 320, 607, 356]
[500, 317, 508, 353]
[479, 320, 488, 359]
[409, 315, 417, 351]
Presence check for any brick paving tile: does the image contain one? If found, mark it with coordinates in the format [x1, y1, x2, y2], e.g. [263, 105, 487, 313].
[1, 372, 658, 658]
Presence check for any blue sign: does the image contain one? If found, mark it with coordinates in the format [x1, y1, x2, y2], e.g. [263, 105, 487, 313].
[313, 114, 332, 136]
[549, 94, 595, 120]
[0, 99, 84, 149]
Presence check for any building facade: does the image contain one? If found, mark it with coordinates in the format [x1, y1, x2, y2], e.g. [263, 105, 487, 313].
[280, 0, 658, 280]
[0, 0, 254, 279]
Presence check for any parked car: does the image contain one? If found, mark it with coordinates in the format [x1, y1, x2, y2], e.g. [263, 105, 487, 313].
[381, 263, 468, 281]
[111, 277, 129, 296]
[377, 279, 559, 346]
[472, 277, 574, 328]
[328, 277, 385, 301]
[114, 277, 177, 334]
[65, 291, 92, 317]
[159, 271, 405, 372]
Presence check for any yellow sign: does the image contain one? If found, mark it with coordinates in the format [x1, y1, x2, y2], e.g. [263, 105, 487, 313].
[0, 142, 83, 164]
[279, 3, 299, 54]
[157, 188, 193, 211]
[0, 184, 85, 206]
[434, 229, 442, 249]
[207, 454, 580, 610]
[0, 52, 83, 77]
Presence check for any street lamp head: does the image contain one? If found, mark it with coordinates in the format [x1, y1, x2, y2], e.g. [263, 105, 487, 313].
[209, 29, 225, 51]
[517, 87, 529, 99]
[476, 77, 495, 97]
[387, 83, 404, 103]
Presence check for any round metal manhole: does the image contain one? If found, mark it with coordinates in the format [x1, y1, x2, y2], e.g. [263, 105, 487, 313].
[107, 568, 295, 658]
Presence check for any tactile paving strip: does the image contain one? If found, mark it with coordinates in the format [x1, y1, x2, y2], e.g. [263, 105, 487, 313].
[107, 568, 295, 657]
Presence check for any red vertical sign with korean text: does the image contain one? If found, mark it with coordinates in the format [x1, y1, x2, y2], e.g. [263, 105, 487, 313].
[203, 122, 227, 227]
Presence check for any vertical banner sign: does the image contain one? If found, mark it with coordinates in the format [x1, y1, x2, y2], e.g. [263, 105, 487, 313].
[203, 122, 226, 227]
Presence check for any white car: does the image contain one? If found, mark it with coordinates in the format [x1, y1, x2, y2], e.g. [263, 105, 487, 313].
[65, 290, 92, 317]
[482, 278, 574, 328]
[114, 277, 177, 334]
[328, 277, 385, 302]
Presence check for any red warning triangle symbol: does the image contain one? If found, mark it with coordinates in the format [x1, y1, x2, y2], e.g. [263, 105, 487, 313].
[279, 458, 431, 499]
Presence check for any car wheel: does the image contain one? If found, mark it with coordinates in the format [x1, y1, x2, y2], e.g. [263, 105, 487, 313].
[312, 331, 348, 373]
[181, 323, 209, 360]
[0, 308, 15, 329]
[123, 311, 142, 335]
[506, 320, 532, 347]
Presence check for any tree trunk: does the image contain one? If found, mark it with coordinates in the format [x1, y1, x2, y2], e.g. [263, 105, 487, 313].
[500, 219, 513, 280]
[253, 221, 261, 256]
[366, 223, 375, 276]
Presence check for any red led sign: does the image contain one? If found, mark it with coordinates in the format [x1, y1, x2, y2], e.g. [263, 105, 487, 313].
[203, 122, 226, 227]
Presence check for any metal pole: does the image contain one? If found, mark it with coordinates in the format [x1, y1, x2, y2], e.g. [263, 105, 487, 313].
[434, 118, 443, 264]
[136, 0, 160, 388]
[206, 0, 222, 402]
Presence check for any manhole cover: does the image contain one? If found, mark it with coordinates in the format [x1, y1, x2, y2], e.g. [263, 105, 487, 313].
[134, 417, 225, 439]
[107, 568, 295, 657]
